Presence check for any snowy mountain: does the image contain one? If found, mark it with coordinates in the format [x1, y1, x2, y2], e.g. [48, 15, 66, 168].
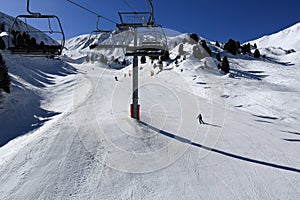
[1, 11, 300, 200]
[250, 21, 300, 51]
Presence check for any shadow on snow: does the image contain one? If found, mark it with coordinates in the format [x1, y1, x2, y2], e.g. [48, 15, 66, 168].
[139, 121, 300, 174]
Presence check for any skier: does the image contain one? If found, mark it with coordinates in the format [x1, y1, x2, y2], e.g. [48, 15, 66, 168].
[197, 114, 205, 124]
[115, 76, 118, 81]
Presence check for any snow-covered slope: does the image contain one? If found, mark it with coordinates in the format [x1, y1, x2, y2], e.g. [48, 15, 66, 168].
[1, 14, 300, 199]
[250, 22, 300, 51]
[0, 52, 77, 147]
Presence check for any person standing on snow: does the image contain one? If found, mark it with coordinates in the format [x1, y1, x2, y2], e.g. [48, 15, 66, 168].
[197, 114, 205, 124]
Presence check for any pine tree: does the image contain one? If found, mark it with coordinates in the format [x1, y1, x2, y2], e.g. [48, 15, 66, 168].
[236, 41, 241, 53]
[122, 58, 126, 66]
[254, 49, 261, 58]
[190, 33, 199, 44]
[39, 41, 45, 47]
[216, 53, 221, 62]
[241, 43, 251, 54]
[224, 39, 238, 55]
[30, 37, 37, 47]
[253, 43, 257, 49]
[0, 37, 5, 50]
[0, 53, 10, 93]
[160, 50, 170, 61]
[141, 55, 146, 64]
[221, 56, 230, 74]
[0, 23, 5, 32]
[201, 40, 212, 56]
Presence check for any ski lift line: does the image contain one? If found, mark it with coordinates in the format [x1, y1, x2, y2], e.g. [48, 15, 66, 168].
[66, 0, 118, 25]
[122, 0, 137, 12]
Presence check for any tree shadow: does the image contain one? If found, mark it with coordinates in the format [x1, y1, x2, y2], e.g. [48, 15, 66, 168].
[282, 139, 300, 142]
[255, 120, 273, 124]
[264, 56, 295, 66]
[253, 115, 278, 120]
[196, 82, 207, 85]
[230, 69, 269, 81]
[245, 70, 265, 74]
[232, 52, 295, 67]
[139, 121, 300, 174]
[281, 130, 300, 136]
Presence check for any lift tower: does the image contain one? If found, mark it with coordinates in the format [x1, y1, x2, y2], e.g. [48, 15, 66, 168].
[117, 0, 168, 120]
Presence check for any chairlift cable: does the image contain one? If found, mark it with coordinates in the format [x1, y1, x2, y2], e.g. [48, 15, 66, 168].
[66, 0, 118, 25]
[122, 0, 136, 12]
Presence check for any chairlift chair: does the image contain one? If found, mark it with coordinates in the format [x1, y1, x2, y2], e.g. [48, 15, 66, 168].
[88, 16, 114, 50]
[117, 11, 168, 57]
[125, 25, 168, 57]
[8, 0, 65, 57]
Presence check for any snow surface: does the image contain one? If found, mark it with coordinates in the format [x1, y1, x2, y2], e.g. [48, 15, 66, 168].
[1, 12, 300, 199]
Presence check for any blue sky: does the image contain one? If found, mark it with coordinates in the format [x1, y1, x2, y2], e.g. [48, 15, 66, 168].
[2, 0, 300, 43]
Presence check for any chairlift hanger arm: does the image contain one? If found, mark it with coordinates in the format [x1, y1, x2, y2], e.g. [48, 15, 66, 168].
[95, 16, 113, 32]
[27, 0, 41, 16]
[147, 0, 155, 24]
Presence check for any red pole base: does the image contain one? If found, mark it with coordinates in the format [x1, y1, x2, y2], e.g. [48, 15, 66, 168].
[130, 104, 140, 120]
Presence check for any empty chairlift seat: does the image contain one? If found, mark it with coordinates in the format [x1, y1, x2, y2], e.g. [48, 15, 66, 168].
[8, 0, 65, 57]
[88, 16, 114, 50]
[125, 25, 168, 57]
[117, 11, 169, 57]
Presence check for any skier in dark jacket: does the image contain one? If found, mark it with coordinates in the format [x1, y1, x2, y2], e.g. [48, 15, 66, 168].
[197, 114, 205, 124]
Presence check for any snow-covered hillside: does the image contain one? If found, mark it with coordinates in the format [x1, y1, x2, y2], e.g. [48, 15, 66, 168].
[250, 22, 300, 51]
[1, 12, 300, 199]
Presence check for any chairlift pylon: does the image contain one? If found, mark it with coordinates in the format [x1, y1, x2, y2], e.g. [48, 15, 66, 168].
[8, 0, 65, 57]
